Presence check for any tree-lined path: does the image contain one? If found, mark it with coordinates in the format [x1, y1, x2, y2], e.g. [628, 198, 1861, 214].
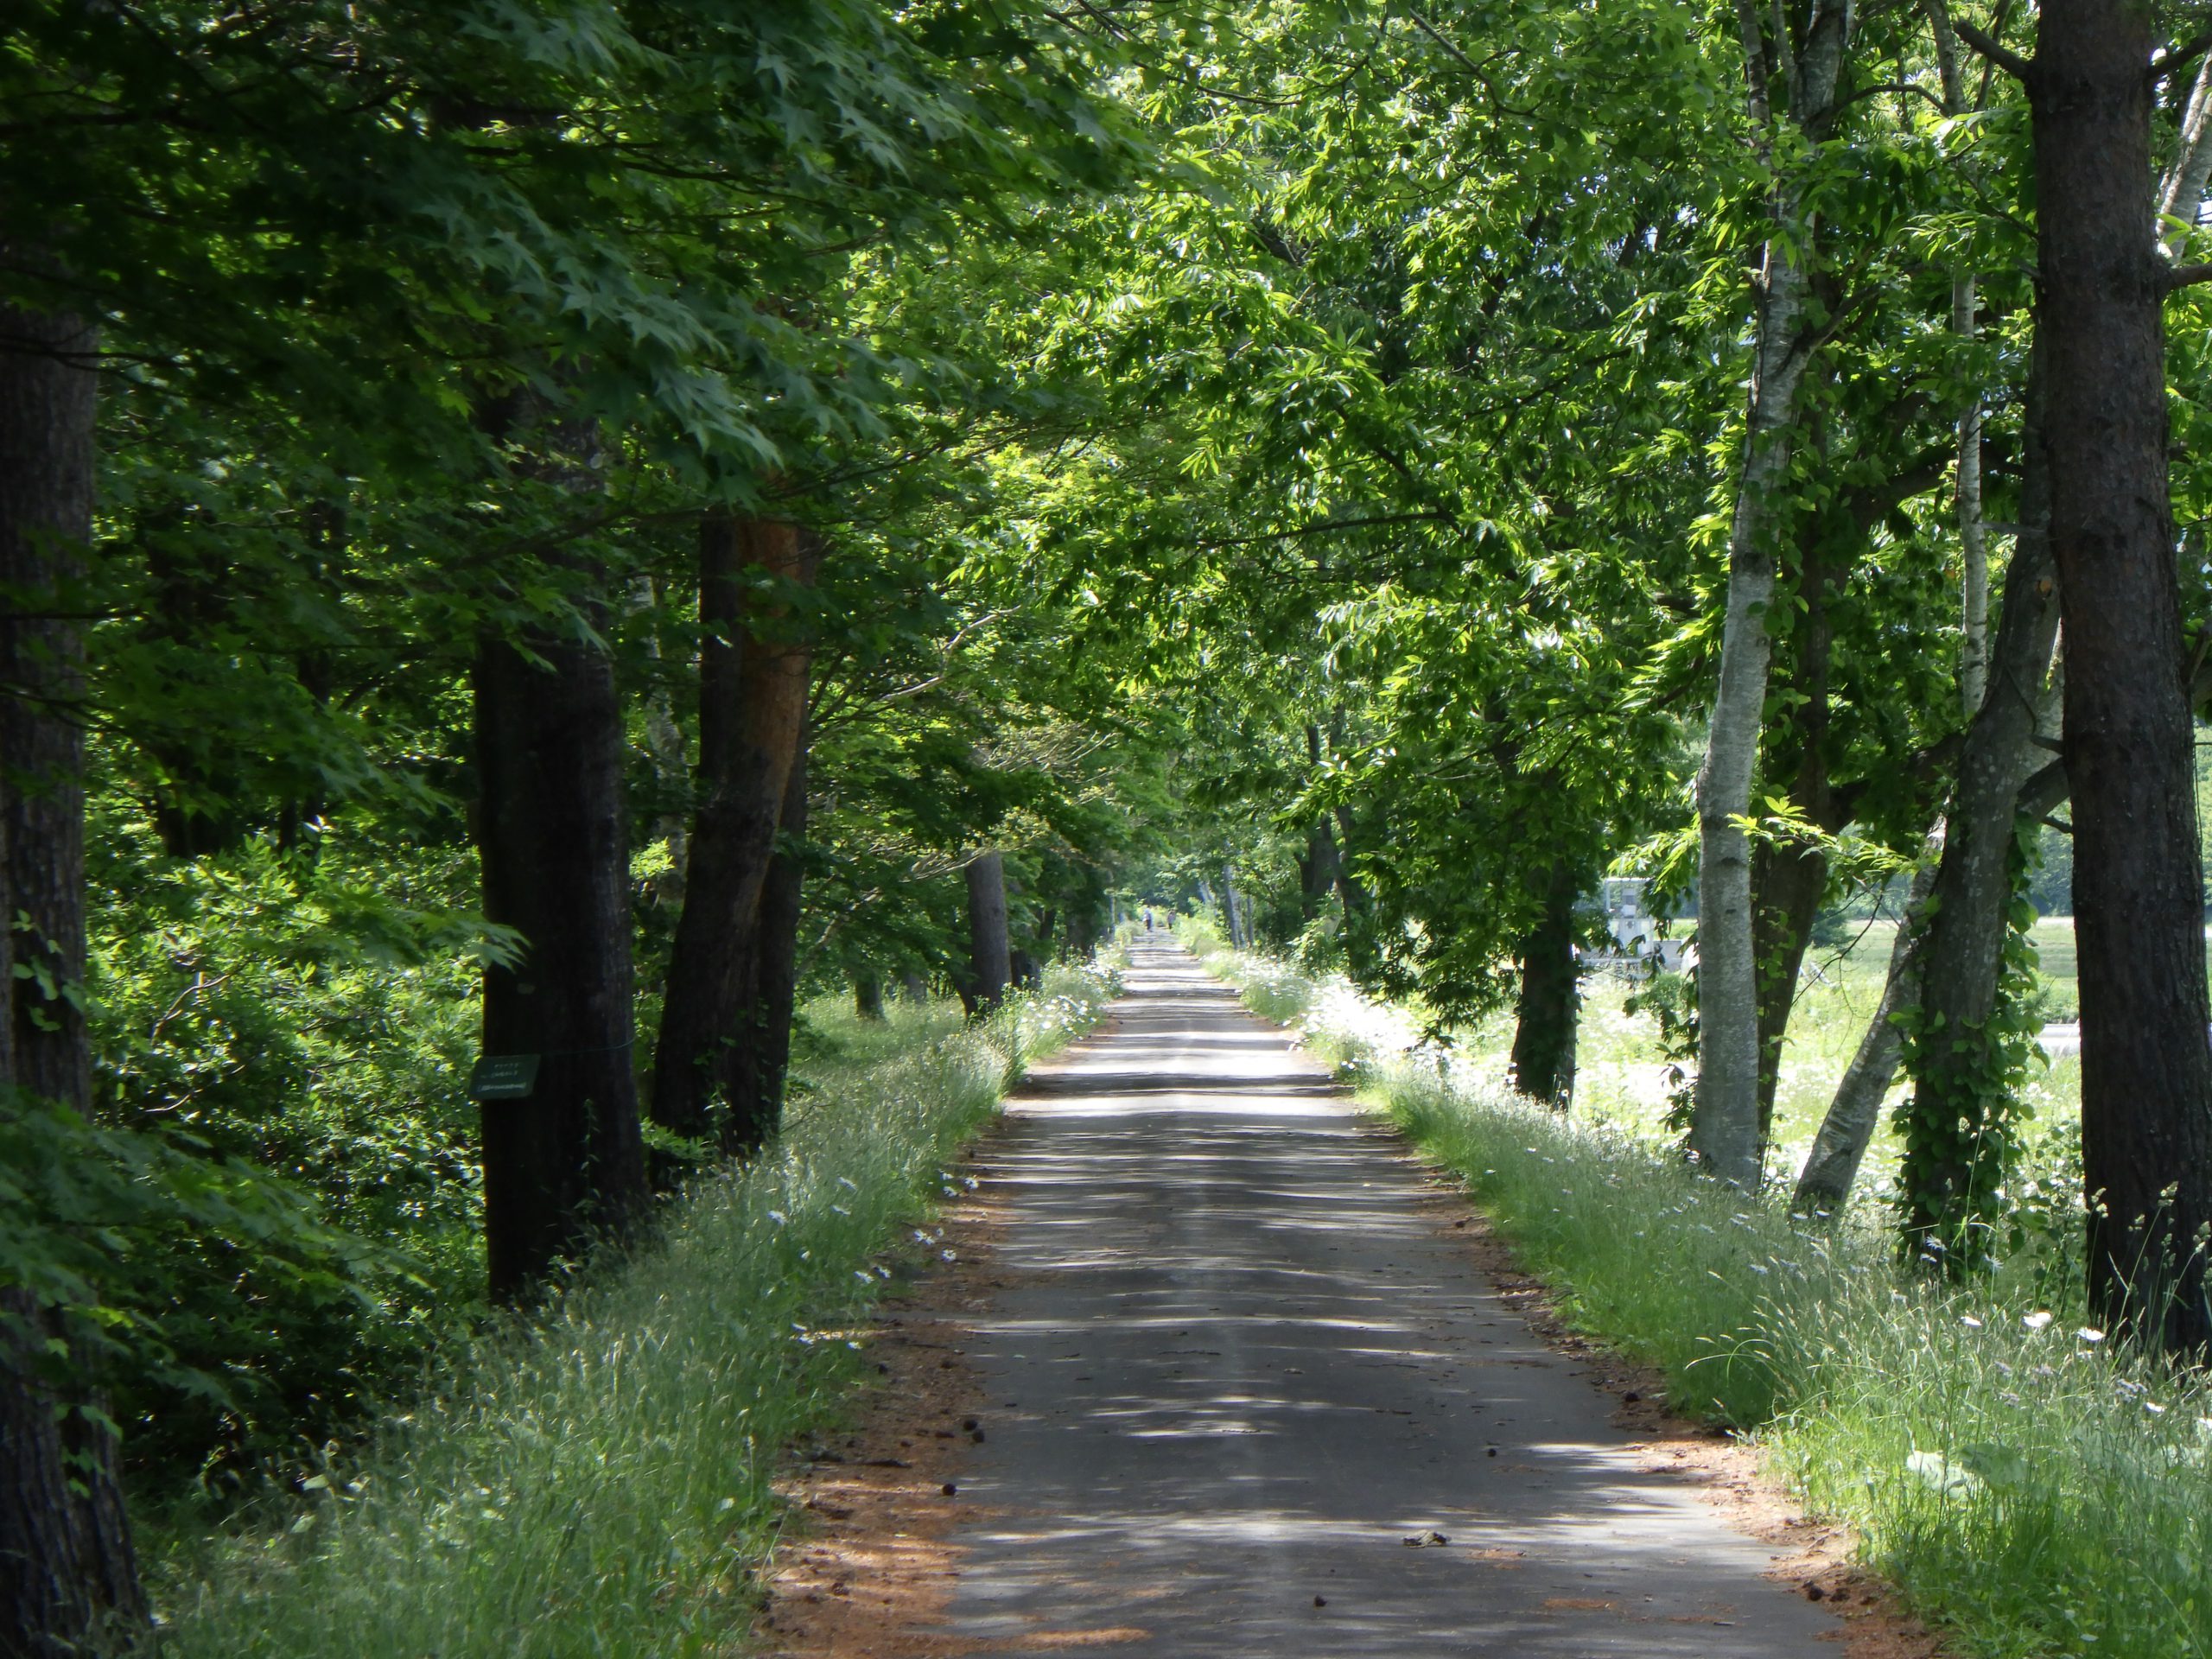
[899, 939, 1843, 1654]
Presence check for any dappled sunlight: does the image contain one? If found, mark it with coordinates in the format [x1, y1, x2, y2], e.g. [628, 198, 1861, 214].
[928, 938, 1843, 1656]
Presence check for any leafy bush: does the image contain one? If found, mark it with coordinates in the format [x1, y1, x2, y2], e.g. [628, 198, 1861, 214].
[150, 963, 1118, 1656]
[53, 806, 496, 1478]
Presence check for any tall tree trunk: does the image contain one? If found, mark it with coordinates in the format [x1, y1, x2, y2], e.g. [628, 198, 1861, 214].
[651, 517, 817, 1150]
[1509, 863, 1581, 1106]
[0, 302, 146, 1656]
[1691, 0, 1853, 1188]
[1750, 506, 1849, 1147]
[1301, 723, 1344, 920]
[1898, 346, 2063, 1259]
[474, 597, 648, 1300]
[965, 851, 1013, 1010]
[2030, 3, 2212, 1348]
[2158, 53, 2212, 257]
[1751, 835, 1828, 1136]
[1802, 343, 2062, 1218]
[1955, 270, 1991, 714]
[1926, 0, 1993, 715]
[728, 726, 809, 1149]
[1795, 855, 1941, 1212]
[1221, 862, 1247, 950]
[1329, 805, 1367, 918]
[854, 971, 886, 1021]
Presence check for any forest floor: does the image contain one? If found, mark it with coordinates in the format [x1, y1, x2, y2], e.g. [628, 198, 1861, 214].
[761, 938, 1932, 1656]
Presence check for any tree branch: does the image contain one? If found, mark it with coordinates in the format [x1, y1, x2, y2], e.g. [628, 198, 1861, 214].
[1955, 22, 2032, 84]
[2018, 757, 2070, 821]
[2164, 262, 2212, 291]
[2151, 27, 2212, 86]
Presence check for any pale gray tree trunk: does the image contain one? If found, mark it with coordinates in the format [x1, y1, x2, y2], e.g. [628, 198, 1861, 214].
[1222, 862, 1248, 950]
[2159, 54, 2212, 257]
[1926, 0, 1988, 714]
[1691, 1, 1854, 1187]
[1955, 273, 1990, 714]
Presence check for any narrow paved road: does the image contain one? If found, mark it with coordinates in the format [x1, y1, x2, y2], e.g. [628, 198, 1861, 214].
[932, 938, 1843, 1655]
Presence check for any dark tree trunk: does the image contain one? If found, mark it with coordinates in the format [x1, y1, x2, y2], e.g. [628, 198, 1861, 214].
[965, 852, 1013, 1011]
[1751, 836, 1827, 1136]
[727, 728, 809, 1151]
[1300, 724, 1343, 920]
[1509, 864, 1580, 1106]
[1748, 505, 1849, 1149]
[2031, 4, 2212, 1348]
[1328, 806, 1367, 918]
[854, 972, 886, 1021]
[0, 301, 145, 1656]
[474, 605, 648, 1300]
[651, 518, 817, 1149]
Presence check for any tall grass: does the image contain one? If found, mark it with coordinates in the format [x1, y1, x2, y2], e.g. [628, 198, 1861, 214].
[1195, 942, 2212, 1659]
[150, 959, 1120, 1658]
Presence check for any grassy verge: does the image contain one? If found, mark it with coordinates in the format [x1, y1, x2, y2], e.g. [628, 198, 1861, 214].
[1185, 935, 2212, 1659]
[149, 958, 1121, 1657]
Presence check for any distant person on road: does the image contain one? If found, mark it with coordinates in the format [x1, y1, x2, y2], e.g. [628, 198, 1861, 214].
[1143, 908, 1154, 931]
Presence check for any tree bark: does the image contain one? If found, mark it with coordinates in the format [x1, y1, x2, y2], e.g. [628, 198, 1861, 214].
[1898, 346, 2063, 1256]
[0, 300, 146, 1656]
[1691, 0, 1853, 1188]
[1221, 862, 1247, 950]
[1750, 498, 1854, 1147]
[854, 972, 886, 1021]
[1794, 855, 1939, 1212]
[651, 517, 817, 1150]
[2158, 53, 2212, 257]
[1804, 342, 2062, 1217]
[474, 600, 648, 1300]
[1328, 805, 1367, 918]
[2031, 2, 2212, 1349]
[1509, 863, 1580, 1106]
[1926, 0, 1992, 715]
[728, 726, 808, 1150]
[965, 851, 1013, 1010]
[1751, 834, 1828, 1135]
[1955, 271, 1991, 714]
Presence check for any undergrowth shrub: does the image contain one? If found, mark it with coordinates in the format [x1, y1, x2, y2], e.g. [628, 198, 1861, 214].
[78, 808, 492, 1478]
[150, 960, 1119, 1657]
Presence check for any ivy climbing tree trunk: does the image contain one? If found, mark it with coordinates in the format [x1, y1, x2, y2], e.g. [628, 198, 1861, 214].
[1897, 337, 2063, 1265]
[1690, 0, 1853, 1188]
[0, 301, 147, 1657]
[1798, 334, 2061, 1219]
[2024, 1, 2212, 1348]
[652, 517, 818, 1154]
[474, 586, 648, 1300]
[1794, 853, 1940, 1212]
